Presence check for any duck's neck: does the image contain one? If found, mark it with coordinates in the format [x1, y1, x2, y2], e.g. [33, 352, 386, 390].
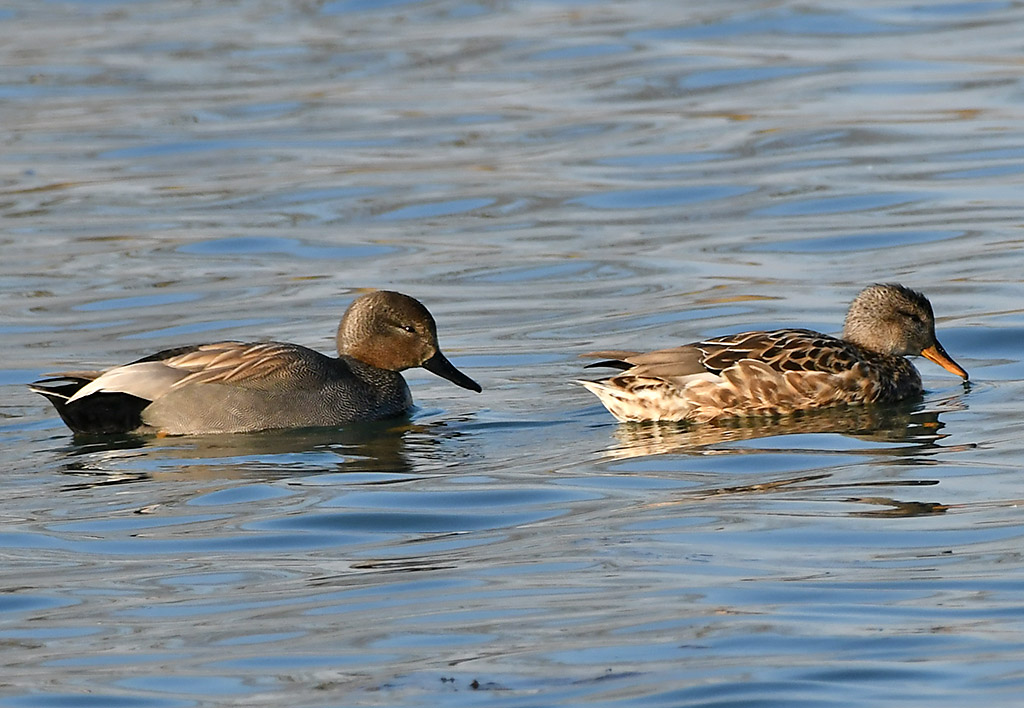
[841, 317, 901, 356]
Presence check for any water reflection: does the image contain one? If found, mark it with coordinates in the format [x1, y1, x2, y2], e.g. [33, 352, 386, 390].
[55, 417, 475, 487]
[671, 470, 944, 515]
[845, 496, 949, 517]
[598, 397, 966, 460]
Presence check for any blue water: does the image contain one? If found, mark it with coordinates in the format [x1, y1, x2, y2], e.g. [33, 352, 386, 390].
[3, 0, 1024, 706]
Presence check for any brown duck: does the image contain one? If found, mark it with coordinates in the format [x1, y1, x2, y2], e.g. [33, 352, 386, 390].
[580, 284, 968, 423]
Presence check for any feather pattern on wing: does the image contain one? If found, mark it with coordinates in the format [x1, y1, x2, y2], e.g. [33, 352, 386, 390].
[160, 342, 308, 388]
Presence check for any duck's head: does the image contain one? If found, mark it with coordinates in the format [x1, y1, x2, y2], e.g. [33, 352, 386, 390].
[842, 283, 968, 380]
[337, 291, 482, 392]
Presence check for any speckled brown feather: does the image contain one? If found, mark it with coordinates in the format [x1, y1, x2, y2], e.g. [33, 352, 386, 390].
[580, 332, 923, 423]
[579, 284, 966, 424]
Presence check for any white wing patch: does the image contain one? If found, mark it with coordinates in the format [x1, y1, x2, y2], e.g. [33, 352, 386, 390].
[66, 362, 187, 404]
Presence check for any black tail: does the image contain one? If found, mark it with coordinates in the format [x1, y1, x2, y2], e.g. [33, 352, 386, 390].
[584, 359, 632, 371]
[30, 377, 150, 435]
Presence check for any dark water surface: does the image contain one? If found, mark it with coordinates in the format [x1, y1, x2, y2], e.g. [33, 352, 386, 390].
[2, 0, 1024, 706]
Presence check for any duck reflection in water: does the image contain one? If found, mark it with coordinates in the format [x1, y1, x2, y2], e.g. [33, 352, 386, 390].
[597, 396, 966, 460]
[56, 416, 478, 488]
[599, 401, 967, 521]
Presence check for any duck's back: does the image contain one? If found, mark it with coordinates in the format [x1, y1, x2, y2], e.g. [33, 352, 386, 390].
[698, 329, 922, 401]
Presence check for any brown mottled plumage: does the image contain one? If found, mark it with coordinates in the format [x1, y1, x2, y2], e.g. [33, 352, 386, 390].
[30, 291, 481, 436]
[580, 284, 968, 423]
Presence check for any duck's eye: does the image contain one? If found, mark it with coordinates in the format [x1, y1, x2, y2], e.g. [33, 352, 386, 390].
[897, 309, 923, 324]
[400, 324, 417, 334]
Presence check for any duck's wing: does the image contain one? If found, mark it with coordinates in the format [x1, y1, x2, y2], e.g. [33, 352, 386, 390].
[149, 342, 317, 388]
[63, 342, 321, 404]
[696, 329, 858, 375]
[585, 329, 857, 379]
[585, 346, 708, 380]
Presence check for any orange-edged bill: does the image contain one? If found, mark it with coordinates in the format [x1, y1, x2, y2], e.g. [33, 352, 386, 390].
[921, 342, 969, 380]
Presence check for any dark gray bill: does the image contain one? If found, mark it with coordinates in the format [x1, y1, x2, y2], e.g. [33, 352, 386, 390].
[422, 350, 482, 392]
